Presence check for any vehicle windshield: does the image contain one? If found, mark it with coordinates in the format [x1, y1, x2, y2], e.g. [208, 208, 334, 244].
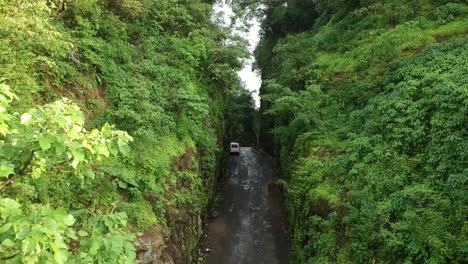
[231, 143, 239, 148]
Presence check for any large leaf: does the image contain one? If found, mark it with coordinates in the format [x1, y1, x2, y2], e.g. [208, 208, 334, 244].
[38, 134, 54, 151]
[0, 162, 14, 178]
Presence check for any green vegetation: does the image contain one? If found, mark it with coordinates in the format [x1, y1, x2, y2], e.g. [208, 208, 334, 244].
[225, 89, 259, 146]
[0, 84, 135, 263]
[245, 0, 468, 263]
[0, 0, 252, 262]
[2, 0, 466, 262]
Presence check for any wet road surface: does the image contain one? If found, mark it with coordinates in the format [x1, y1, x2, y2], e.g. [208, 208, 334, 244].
[202, 147, 290, 264]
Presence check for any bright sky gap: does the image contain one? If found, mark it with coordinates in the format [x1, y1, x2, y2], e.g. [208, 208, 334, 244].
[213, 1, 261, 107]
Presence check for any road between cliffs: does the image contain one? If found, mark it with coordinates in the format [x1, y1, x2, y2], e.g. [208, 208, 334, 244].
[201, 147, 290, 264]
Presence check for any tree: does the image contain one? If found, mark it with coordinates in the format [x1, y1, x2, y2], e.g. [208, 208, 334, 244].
[0, 84, 135, 263]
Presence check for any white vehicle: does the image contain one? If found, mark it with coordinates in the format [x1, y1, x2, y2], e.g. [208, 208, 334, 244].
[229, 142, 240, 155]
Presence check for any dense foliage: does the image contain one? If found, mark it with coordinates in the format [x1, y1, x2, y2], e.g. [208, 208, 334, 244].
[0, 84, 135, 263]
[249, 0, 468, 263]
[0, 0, 252, 262]
[224, 89, 259, 146]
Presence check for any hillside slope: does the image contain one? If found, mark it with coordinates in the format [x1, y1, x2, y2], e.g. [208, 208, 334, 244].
[0, 0, 250, 263]
[254, 0, 468, 263]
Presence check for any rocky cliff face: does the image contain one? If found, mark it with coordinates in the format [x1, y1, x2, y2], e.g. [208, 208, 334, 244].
[137, 213, 203, 264]
[137, 146, 222, 263]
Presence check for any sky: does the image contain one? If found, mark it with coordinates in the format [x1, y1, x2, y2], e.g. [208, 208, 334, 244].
[213, 1, 262, 107]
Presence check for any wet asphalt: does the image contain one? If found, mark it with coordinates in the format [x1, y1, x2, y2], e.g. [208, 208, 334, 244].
[202, 147, 290, 264]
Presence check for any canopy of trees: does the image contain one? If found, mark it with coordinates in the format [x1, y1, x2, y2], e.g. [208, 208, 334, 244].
[0, 0, 253, 262]
[252, 0, 468, 263]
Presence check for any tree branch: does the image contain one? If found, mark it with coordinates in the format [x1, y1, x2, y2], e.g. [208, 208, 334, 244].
[197, 57, 219, 83]
[0, 150, 35, 190]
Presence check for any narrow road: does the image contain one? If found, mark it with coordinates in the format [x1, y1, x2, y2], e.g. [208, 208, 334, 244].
[203, 147, 290, 264]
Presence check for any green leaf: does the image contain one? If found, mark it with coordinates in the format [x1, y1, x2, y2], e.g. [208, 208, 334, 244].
[2, 239, 14, 247]
[21, 238, 35, 254]
[42, 204, 53, 215]
[104, 217, 114, 228]
[54, 249, 68, 264]
[0, 162, 14, 178]
[62, 214, 75, 226]
[96, 144, 110, 157]
[55, 143, 66, 155]
[117, 140, 130, 156]
[17, 227, 30, 239]
[1, 198, 21, 210]
[102, 123, 112, 136]
[31, 167, 42, 178]
[89, 240, 100, 255]
[53, 207, 67, 218]
[84, 168, 95, 179]
[118, 181, 128, 189]
[0, 223, 12, 233]
[70, 148, 85, 162]
[43, 217, 58, 233]
[0, 123, 9, 135]
[72, 159, 80, 169]
[38, 134, 54, 151]
[109, 144, 118, 156]
[78, 230, 88, 237]
[67, 229, 77, 240]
